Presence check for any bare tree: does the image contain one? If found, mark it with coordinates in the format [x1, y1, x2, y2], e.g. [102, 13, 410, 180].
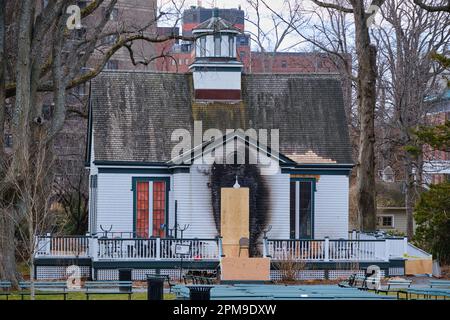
[244, 0, 308, 72]
[372, 0, 450, 238]
[262, 0, 384, 231]
[413, 0, 450, 12]
[0, 0, 190, 287]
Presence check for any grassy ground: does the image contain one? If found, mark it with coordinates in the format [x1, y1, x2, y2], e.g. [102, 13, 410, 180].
[0, 292, 176, 301]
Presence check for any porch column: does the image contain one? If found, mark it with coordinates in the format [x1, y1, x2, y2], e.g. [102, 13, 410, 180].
[156, 237, 161, 260]
[45, 233, 51, 255]
[262, 237, 268, 258]
[403, 237, 408, 257]
[324, 237, 330, 262]
[217, 236, 223, 259]
[384, 239, 391, 262]
[90, 236, 99, 261]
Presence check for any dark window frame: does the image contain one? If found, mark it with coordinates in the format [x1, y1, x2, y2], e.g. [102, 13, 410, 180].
[132, 177, 170, 239]
[289, 178, 316, 239]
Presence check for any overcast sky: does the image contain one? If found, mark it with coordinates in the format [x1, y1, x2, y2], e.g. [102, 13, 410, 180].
[159, 0, 319, 52]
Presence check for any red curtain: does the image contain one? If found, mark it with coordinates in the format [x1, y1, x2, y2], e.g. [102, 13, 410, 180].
[152, 181, 166, 237]
[136, 181, 166, 238]
[136, 182, 149, 238]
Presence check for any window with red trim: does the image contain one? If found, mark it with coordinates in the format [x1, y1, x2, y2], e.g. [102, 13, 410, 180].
[136, 180, 167, 238]
[136, 182, 149, 238]
[152, 181, 166, 238]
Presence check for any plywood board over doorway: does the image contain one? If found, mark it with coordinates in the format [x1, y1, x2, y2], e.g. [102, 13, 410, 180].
[221, 257, 271, 281]
[221, 188, 249, 258]
[405, 259, 433, 275]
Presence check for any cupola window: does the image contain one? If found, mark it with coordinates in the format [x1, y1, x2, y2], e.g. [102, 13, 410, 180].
[214, 35, 222, 57]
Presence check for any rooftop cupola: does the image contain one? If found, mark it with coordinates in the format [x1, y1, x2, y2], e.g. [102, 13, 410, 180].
[190, 8, 243, 101]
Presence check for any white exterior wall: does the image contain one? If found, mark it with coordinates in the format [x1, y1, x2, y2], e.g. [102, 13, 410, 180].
[95, 173, 173, 234]
[173, 165, 216, 238]
[314, 175, 349, 239]
[88, 131, 98, 235]
[264, 172, 290, 239]
[91, 165, 349, 239]
[193, 71, 242, 91]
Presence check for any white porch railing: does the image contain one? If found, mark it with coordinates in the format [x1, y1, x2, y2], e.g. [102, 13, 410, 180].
[35, 235, 220, 261]
[265, 237, 408, 262]
[35, 235, 413, 262]
[35, 234, 90, 258]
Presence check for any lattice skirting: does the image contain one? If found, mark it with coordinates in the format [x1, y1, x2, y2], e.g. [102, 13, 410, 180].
[388, 267, 405, 276]
[328, 270, 386, 280]
[270, 269, 388, 281]
[96, 269, 217, 281]
[36, 266, 91, 280]
[270, 270, 326, 281]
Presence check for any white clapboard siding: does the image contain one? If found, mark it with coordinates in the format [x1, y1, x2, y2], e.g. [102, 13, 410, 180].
[93, 166, 349, 240]
[264, 172, 290, 239]
[96, 173, 171, 234]
[173, 165, 217, 238]
[314, 175, 349, 239]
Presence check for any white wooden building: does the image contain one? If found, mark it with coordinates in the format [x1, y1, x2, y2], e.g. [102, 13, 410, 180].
[34, 12, 431, 281]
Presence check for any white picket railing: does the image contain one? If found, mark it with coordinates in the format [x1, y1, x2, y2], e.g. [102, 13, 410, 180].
[266, 239, 326, 261]
[160, 239, 220, 260]
[35, 235, 220, 261]
[35, 235, 90, 257]
[266, 238, 407, 262]
[97, 238, 158, 259]
[35, 235, 410, 262]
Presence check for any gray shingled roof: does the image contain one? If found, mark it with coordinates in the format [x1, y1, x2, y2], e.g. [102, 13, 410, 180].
[89, 71, 353, 164]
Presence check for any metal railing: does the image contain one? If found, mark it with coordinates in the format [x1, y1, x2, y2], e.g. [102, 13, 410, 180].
[35, 235, 220, 261]
[35, 235, 90, 258]
[35, 234, 411, 262]
[265, 237, 407, 262]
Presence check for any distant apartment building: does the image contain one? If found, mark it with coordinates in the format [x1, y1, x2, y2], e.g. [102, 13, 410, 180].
[154, 5, 341, 75]
[2, 1, 159, 178]
[423, 87, 450, 185]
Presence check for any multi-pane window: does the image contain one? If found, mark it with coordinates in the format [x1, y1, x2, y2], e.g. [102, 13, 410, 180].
[106, 60, 119, 70]
[377, 216, 394, 228]
[152, 181, 166, 238]
[229, 36, 235, 57]
[135, 180, 167, 238]
[214, 35, 221, 57]
[290, 180, 314, 239]
[136, 182, 150, 238]
[199, 37, 206, 57]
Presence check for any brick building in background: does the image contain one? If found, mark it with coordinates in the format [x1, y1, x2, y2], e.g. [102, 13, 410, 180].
[423, 86, 450, 185]
[155, 5, 343, 75]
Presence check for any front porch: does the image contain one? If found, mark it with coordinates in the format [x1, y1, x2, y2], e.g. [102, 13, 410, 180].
[35, 234, 414, 263]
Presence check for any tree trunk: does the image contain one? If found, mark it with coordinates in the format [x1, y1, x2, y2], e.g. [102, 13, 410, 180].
[12, 0, 34, 182]
[0, 209, 19, 287]
[404, 156, 416, 239]
[0, 0, 20, 287]
[0, 0, 5, 153]
[353, 1, 377, 232]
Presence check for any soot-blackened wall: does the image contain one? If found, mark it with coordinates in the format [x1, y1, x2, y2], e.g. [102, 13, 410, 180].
[210, 163, 270, 257]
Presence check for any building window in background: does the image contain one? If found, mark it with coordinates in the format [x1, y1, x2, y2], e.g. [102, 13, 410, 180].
[42, 104, 53, 120]
[110, 8, 119, 21]
[4, 134, 12, 148]
[377, 215, 394, 228]
[106, 60, 119, 70]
